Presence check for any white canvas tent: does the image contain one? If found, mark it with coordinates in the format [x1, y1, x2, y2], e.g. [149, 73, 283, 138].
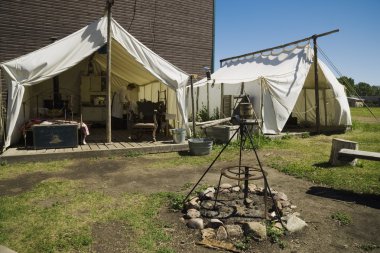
[1, 15, 189, 149]
[193, 43, 351, 134]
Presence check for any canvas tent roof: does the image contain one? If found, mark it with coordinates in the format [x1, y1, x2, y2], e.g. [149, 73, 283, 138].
[194, 44, 351, 134]
[1, 15, 190, 149]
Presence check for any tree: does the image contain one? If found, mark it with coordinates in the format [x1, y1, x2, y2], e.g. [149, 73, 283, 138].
[337, 76, 355, 96]
[356, 82, 372, 96]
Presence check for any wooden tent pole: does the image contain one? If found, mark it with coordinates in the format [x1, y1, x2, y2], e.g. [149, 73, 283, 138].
[313, 36, 320, 133]
[190, 75, 196, 137]
[106, 0, 114, 143]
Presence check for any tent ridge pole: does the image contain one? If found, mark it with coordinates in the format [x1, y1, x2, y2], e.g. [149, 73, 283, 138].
[220, 29, 339, 64]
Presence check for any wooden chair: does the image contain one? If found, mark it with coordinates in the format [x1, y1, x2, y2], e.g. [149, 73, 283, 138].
[131, 109, 158, 142]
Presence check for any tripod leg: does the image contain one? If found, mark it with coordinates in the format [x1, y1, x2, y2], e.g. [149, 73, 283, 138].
[213, 173, 223, 210]
[183, 126, 241, 204]
[243, 124, 287, 230]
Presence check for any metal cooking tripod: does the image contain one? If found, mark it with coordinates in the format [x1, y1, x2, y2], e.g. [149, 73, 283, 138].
[183, 118, 285, 227]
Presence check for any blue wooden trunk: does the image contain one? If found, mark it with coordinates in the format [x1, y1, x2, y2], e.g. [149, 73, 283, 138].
[32, 124, 78, 149]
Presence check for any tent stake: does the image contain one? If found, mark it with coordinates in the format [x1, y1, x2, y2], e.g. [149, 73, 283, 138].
[105, 0, 114, 143]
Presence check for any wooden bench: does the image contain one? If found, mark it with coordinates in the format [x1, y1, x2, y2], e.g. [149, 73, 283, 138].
[329, 138, 380, 166]
[338, 149, 380, 161]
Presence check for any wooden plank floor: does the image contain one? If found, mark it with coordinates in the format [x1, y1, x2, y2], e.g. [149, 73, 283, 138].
[0, 128, 188, 163]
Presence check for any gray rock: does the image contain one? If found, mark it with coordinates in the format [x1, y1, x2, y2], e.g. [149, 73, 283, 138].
[187, 218, 204, 229]
[244, 198, 254, 204]
[201, 209, 219, 218]
[243, 222, 267, 241]
[231, 186, 241, 192]
[0, 245, 17, 253]
[185, 197, 200, 210]
[201, 228, 215, 239]
[290, 205, 297, 209]
[275, 200, 283, 210]
[200, 200, 215, 209]
[255, 187, 264, 194]
[205, 187, 216, 193]
[217, 205, 234, 218]
[269, 188, 279, 195]
[225, 225, 243, 238]
[292, 212, 301, 217]
[245, 208, 263, 218]
[220, 183, 232, 189]
[248, 184, 257, 192]
[282, 207, 292, 216]
[185, 208, 201, 219]
[280, 200, 291, 207]
[179, 217, 186, 223]
[286, 215, 307, 232]
[199, 187, 216, 200]
[216, 226, 228, 240]
[234, 205, 245, 216]
[207, 219, 224, 229]
[275, 192, 288, 201]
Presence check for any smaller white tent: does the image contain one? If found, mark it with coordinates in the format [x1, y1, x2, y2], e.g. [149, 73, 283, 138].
[1, 14, 189, 149]
[193, 43, 351, 134]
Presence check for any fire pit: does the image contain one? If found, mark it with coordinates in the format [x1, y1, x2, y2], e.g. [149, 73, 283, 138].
[182, 183, 307, 251]
[180, 111, 307, 251]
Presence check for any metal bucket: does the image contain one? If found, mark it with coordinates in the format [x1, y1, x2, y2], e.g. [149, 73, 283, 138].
[239, 103, 253, 119]
[170, 128, 186, 143]
[188, 138, 213, 156]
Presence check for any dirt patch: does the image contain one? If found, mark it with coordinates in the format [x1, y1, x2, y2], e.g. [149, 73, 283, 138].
[0, 171, 50, 196]
[91, 221, 132, 253]
[1, 153, 379, 252]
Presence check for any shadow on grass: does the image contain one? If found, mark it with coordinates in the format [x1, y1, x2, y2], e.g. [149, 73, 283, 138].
[313, 162, 334, 168]
[306, 186, 380, 209]
[178, 151, 191, 156]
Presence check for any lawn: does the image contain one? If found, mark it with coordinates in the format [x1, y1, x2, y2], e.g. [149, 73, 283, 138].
[262, 107, 380, 195]
[0, 107, 379, 252]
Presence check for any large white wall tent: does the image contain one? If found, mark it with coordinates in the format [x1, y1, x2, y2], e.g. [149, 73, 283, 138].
[192, 43, 351, 134]
[0, 15, 189, 149]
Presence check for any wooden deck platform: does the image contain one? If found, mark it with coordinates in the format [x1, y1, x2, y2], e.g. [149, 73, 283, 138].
[0, 128, 189, 163]
[1, 140, 188, 163]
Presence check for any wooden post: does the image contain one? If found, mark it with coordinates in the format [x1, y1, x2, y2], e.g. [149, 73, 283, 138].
[323, 89, 327, 126]
[196, 86, 199, 115]
[260, 78, 264, 131]
[105, 0, 114, 143]
[206, 82, 210, 118]
[313, 36, 320, 133]
[304, 89, 307, 122]
[190, 75, 196, 137]
[220, 83, 224, 117]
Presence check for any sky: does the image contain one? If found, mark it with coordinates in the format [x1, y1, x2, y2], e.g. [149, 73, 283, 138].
[214, 0, 380, 86]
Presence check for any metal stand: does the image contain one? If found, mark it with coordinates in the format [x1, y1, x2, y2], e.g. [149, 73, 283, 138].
[183, 118, 286, 228]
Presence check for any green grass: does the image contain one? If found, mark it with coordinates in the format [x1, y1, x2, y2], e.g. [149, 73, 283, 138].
[331, 211, 352, 225]
[262, 107, 380, 195]
[0, 178, 175, 253]
[0, 107, 379, 252]
[0, 160, 71, 180]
